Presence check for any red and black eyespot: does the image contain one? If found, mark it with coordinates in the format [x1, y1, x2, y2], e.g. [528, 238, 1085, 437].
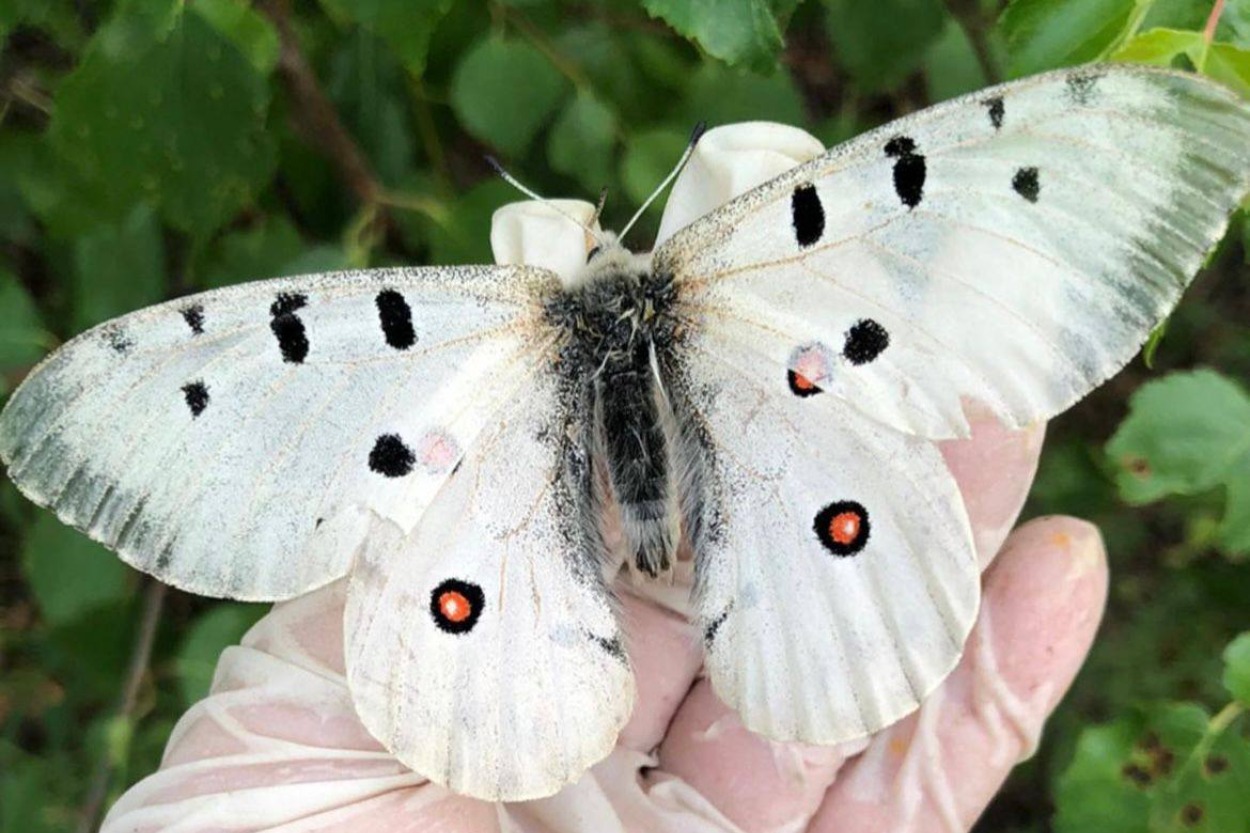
[430, 578, 485, 634]
[813, 500, 870, 557]
[787, 369, 821, 397]
[787, 343, 832, 397]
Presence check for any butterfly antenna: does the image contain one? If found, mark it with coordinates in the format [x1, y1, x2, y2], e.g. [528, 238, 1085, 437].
[619, 121, 708, 244]
[591, 186, 609, 227]
[485, 156, 606, 245]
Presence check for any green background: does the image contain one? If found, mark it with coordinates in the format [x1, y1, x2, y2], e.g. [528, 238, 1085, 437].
[1, 0, 1249, 830]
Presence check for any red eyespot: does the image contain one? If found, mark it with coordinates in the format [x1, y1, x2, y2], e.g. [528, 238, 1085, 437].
[429, 579, 485, 634]
[437, 590, 472, 623]
[828, 511, 862, 546]
[814, 501, 870, 556]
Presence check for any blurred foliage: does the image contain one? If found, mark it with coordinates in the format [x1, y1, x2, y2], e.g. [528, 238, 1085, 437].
[0, 0, 1247, 830]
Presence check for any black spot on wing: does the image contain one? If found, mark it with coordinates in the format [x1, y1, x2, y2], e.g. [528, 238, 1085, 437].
[375, 289, 416, 350]
[984, 96, 1004, 130]
[104, 326, 134, 354]
[270, 292, 307, 317]
[790, 183, 825, 248]
[1012, 166, 1040, 202]
[369, 433, 415, 477]
[181, 380, 210, 417]
[269, 292, 309, 364]
[884, 135, 925, 209]
[843, 319, 890, 365]
[1066, 73, 1101, 105]
[181, 304, 205, 335]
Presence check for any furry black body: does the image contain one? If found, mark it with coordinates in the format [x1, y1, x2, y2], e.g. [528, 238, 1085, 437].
[545, 255, 693, 577]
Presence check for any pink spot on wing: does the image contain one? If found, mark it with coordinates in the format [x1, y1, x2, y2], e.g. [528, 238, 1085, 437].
[787, 342, 833, 397]
[416, 430, 460, 473]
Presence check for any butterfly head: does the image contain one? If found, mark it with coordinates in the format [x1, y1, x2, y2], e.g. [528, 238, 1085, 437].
[567, 231, 652, 291]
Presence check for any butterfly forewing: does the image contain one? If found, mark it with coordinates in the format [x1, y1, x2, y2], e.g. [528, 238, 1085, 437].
[656, 65, 1250, 439]
[0, 265, 560, 600]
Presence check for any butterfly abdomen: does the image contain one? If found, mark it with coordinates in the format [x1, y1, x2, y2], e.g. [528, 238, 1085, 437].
[547, 261, 688, 576]
[594, 340, 681, 576]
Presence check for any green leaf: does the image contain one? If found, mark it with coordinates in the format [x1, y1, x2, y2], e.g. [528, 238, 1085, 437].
[44, 599, 140, 699]
[0, 271, 49, 381]
[1224, 634, 1250, 704]
[21, 512, 132, 627]
[1140, 0, 1215, 32]
[1107, 370, 1250, 554]
[449, 37, 569, 157]
[548, 90, 618, 193]
[683, 61, 806, 125]
[327, 30, 418, 186]
[824, 0, 948, 91]
[197, 216, 315, 289]
[1055, 705, 1211, 833]
[925, 19, 991, 103]
[1203, 42, 1250, 98]
[48, 6, 275, 236]
[1111, 26, 1203, 64]
[189, 0, 279, 74]
[282, 246, 353, 277]
[417, 179, 516, 266]
[17, 135, 128, 240]
[0, 132, 38, 247]
[1150, 710, 1250, 832]
[1223, 0, 1250, 47]
[0, 743, 68, 833]
[1000, 0, 1138, 77]
[620, 128, 690, 209]
[72, 204, 165, 331]
[641, 0, 795, 73]
[318, 0, 454, 76]
[175, 603, 268, 705]
[0, 0, 85, 47]
[1055, 719, 1153, 832]
[554, 25, 657, 124]
[1112, 28, 1250, 98]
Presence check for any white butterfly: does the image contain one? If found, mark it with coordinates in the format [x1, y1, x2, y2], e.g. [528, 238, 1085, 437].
[3, 65, 1248, 801]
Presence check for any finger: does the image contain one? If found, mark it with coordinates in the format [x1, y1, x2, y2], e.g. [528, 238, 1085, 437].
[651, 679, 863, 832]
[650, 416, 1045, 832]
[809, 516, 1108, 832]
[617, 583, 707, 753]
[102, 582, 507, 833]
[939, 411, 1046, 568]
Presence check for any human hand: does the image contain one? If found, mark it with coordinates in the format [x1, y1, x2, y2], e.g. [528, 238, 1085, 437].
[102, 413, 1108, 833]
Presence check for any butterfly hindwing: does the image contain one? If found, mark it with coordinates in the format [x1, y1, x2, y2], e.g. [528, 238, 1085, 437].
[668, 324, 978, 743]
[344, 361, 635, 801]
[0, 266, 559, 600]
[657, 65, 1250, 438]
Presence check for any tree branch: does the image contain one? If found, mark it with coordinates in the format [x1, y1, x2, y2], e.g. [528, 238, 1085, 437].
[77, 580, 167, 833]
[946, 0, 1001, 85]
[258, 0, 382, 207]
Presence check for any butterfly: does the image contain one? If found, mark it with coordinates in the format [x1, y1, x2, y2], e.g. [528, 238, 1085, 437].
[3, 65, 1249, 801]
